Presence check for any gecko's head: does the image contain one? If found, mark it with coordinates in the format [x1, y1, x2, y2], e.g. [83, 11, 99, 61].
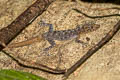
[81, 23, 100, 33]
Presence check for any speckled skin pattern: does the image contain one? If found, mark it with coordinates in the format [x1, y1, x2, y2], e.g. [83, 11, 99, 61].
[41, 21, 100, 51]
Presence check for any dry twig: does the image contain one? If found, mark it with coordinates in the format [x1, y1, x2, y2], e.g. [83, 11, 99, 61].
[0, 0, 55, 50]
[72, 8, 120, 18]
[1, 50, 66, 74]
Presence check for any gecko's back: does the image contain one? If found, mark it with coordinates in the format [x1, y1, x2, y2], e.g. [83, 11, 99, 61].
[42, 23, 100, 41]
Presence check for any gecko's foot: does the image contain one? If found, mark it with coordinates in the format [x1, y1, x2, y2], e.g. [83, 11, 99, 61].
[75, 39, 87, 44]
[39, 20, 51, 27]
[75, 39, 88, 47]
[43, 47, 50, 51]
[43, 45, 54, 52]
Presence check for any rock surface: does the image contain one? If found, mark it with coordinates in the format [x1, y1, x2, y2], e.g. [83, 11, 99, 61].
[0, 0, 120, 80]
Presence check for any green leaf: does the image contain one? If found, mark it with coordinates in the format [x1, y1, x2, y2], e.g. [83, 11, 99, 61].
[0, 69, 47, 80]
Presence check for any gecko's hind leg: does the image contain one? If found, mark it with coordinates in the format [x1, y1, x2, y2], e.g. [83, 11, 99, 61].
[75, 35, 88, 47]
[75, 39, 87, 45]
[43, 39, 56, 51]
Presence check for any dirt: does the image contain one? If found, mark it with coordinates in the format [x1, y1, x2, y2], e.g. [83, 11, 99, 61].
[0, 0, 120, 80]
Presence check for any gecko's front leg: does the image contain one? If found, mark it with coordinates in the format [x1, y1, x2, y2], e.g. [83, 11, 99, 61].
[39, 21, 53, 32]
[43, 39, 56, 51]
[39, 21, 55, 51]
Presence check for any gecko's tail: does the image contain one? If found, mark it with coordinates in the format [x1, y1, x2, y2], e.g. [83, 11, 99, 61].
[6, 35, 43, 48]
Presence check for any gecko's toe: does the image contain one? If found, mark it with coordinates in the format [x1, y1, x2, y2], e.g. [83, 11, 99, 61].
[43, 48, 50, 51]
[75, 39, 88, 47]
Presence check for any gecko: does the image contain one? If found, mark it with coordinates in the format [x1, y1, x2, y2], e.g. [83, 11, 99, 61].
[6, 21, 100, 51]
